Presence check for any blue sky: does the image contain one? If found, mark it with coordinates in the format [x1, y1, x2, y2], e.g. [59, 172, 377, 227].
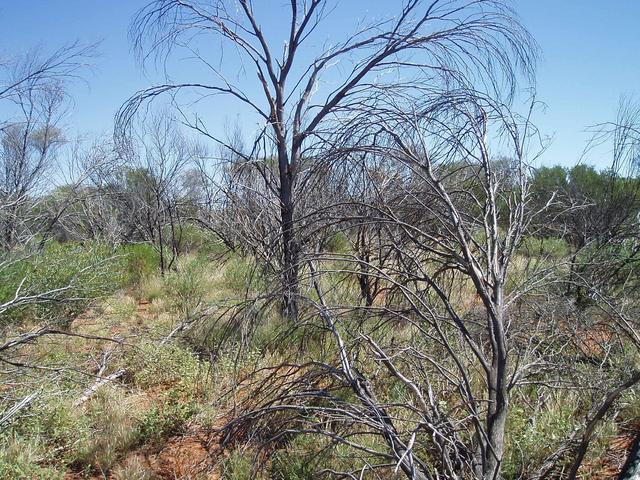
[1, 1, 639, 167]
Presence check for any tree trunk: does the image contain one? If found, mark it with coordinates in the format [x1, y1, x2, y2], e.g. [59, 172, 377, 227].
[278, 141, 299, 322]
[157, 196, 165, 275]
[485, 289, 509, 480]
[356, 228, 374, 306]
[485, 357, 509, 479]
[280, 197, 299, 321]
[3, 203, 17, 251]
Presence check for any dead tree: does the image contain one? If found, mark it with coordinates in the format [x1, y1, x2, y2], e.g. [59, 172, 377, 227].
[51, 137, 127, 245]
[0, 84, 66, 251]
[119, 114, 203, 273]
[0, 42, 93, 110]
[222, 91, 549, 479]
[118, 0, 537, 321]
[0, 43, 95, 252]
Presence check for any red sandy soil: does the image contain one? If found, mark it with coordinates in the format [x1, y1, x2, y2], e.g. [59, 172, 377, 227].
[63, 427, 225, 479]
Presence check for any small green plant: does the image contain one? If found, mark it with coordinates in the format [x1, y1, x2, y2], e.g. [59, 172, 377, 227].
[121, 243, 160, 287]
[170, 224, 219, 255]
[269, 434, 327, 480]
[221, 256, 262, 295]
[32, 396, 92, 456]
[519, 236, 570, 260]
[620, 388, 640, 423]
[71, 388, 142, 471]
[0, 435, 65, 480]
[136, 390, 197, 445]
[251, 315, 287, 351]
[0, 394, 91, 474]
[222, 448, 262, 480]
[0, 241, 126, 323]
[136, 274, 165, 303]
[107, 294, 138, 322]
[125, 342, 202, 391]
[324, 231, 350, 253]
[504, 393, 579, 478]
[165, 257, 209, 317]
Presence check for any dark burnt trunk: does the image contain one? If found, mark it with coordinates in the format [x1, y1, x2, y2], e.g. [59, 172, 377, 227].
[278, 139, 299, 322]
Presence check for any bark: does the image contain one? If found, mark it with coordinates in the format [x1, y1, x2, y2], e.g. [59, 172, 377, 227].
[278, 139, 300, 322]
[484, 290, 509, 480]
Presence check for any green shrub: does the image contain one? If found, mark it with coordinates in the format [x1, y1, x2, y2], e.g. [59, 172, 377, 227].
[222, 448, 264, 480]
[0, 435, 64, 480]
[324, 231, 350, 253]
[504, 393, 578, 478]
[124, 342, 202, 392]
[137, 275, 165, 303]
[172, 224, 217, 255]
[222, 256, 259, 295]
[620, 389, 640, 423]
[106, 294, 138, 322]
[136, 390, 197, 445]
[70, 388, 142, 471]
[0, 394, 91, 473]
[251, 315, 287, 351]
[165, 257, 209, 317]
[1, 394, 90, 453]
[269, 434, 328, 480]
[1, 386, 165, 475]
[576, 239, 639, 289]
[120, 243, 160, 287]
[0, 241, 126, 323]
[519, 236, 570, 260]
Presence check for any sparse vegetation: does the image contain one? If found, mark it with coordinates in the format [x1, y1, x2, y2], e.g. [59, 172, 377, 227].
[1, 1, 640, 479]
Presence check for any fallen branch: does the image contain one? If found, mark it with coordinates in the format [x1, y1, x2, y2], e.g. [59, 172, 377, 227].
[160, 305, 215, 345]
[0, 392, 39, 429]
[73, 348, 125, 407]
[73, 369, 125, 407]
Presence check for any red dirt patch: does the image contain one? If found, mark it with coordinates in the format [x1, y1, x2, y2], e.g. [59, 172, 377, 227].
[146, 430, 221, 479]
[580, 423, 640, 479]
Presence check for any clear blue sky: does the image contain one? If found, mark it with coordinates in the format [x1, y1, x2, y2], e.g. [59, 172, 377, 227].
[1, 1, 638, 167]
